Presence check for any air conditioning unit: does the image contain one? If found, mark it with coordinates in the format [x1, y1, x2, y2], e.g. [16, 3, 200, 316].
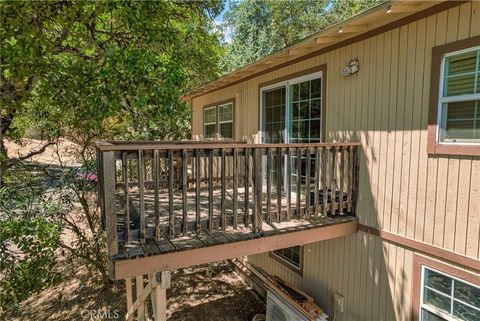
[266, 290, 328, 321]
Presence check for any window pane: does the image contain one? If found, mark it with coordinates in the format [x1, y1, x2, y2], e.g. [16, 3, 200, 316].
[218, 104, 233, 122]
[454, 280, 480, 307]
[205, 124, 216, 138]
[273, 246, 301, 268]
[300, 101, 309, 119]
[311, 99, 322, 119]
[219, 123, 233, 138]
[423, 288, 451, 314]
[310, 119, 321, 139]
[263, 87, 286, 143]
[446, 50, 477, 77]
[300, 81, 309, 100]
[445, 74, 476, 96]
[292, 84, 299, 102]
[425, 269, 452, 294]
[204, 108, 216, 124]
[443, 49, 479, 97]
[444, 100, 479, 140]
[311, 78, 322, 99]
[421, 309, 447, 321]
[453, 301, 480, 321]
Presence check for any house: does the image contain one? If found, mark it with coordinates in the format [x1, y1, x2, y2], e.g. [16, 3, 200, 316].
[96, 1, 480, 320]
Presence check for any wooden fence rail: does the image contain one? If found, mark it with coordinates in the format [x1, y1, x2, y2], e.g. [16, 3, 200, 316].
[97, 141, 361, 265]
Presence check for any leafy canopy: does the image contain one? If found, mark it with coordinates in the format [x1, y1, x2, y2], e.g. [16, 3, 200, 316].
[220, 0, 383, 73]
[1, 1, 224, 145]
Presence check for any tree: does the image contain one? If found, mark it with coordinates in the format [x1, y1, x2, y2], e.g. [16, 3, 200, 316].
[220, 0, 383, 73]
[1, 1, 224, 171]
[0, 0, 225, 305]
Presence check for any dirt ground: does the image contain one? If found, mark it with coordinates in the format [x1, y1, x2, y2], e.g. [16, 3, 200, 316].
[9, 261, 265, 321]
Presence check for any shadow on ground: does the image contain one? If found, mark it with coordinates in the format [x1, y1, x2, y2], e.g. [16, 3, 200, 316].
[8, 261, 265, 321]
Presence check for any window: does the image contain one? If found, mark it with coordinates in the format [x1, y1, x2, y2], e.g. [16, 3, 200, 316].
[420, 266, 480, 321]
[289, 77, 322, 143]
[260, 68, 324, 144]
[427, 37, 480, 156]
[438, 47, 480, 143]
[203, 101, 234, 139]
[204, 106, 217, 139]
[263, 87, 286, 144]
[271, 246, 302, 274]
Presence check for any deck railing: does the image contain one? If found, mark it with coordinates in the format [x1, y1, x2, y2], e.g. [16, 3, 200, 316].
[97, 141, 360, 259]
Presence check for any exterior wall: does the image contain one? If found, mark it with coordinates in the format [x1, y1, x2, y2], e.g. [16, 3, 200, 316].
[191, 2, 480, 320]
[250, 232, 480, 321]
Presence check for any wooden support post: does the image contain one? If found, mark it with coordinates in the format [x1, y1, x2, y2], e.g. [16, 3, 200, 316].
[136, 275, 145, 321]
[152, 271, 170, 321]
[126, 278, 133, 321]
[101, 151, 118, 279]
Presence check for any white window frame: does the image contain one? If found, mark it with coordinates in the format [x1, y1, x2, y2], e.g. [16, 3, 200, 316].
[419, 265, 480, 321]
[203, 102, 234, 140]
[203, 106, 217, 139]
[436, 46, 480, 145]
[217, 102, 234, 139]
[259, 71, 323, 144]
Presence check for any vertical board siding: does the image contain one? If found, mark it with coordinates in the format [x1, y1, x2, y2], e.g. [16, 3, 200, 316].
[191, 4, 480, 320]
[192, 3, 479, 261]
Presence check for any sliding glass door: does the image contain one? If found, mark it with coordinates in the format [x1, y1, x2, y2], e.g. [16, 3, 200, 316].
[261, 71, 323, 196]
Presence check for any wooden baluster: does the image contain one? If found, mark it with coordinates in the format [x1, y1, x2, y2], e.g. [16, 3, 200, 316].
[233, 148, 238, 229]
[330, 147, 336, 216]
[296, 148, 301, 219]
[276, 147, 282, 223]
[182, 149, 188, 234]
[208, 149, 214, 232]
[129, 160, 134, 182]
[305, 147, 311, 218]
[221, 148, 226, 231]
[122, 152, 131, 242]
[352, 146, 360, 216]
[195, 149, 201, 233]
[348, 146, 354, 213]
[168, 150, 175, 238]
[266, 147, 272, 224]
[314, 147, 320, 219]
[153, 150, 160, 239]
[244, 148, 250, 227]
[253, 148, 263, 232]
[286, 147, 292, 221]
[138, 150, 146, 241]
[321, 147, 327, 217]
[339, 146, 345, 215]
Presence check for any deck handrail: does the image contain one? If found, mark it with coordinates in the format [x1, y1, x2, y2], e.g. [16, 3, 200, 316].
[96, 140, 362, 151]
[97, 141, 360, 274]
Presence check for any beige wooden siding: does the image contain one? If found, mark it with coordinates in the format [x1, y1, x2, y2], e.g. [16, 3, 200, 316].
[249, 231, 480, 321]
[192, 2, 480, 261]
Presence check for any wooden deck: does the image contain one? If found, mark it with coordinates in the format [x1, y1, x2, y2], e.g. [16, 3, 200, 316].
[97, 141, 360, 280]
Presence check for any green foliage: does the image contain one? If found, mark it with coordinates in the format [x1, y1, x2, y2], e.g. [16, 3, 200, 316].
[0, 168, 63, 312]
[1, 1, 224, 145]
[220, 0, 384, 73]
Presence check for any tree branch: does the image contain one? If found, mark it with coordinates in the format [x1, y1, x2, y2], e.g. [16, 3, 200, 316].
[17, 141, 55, 161]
